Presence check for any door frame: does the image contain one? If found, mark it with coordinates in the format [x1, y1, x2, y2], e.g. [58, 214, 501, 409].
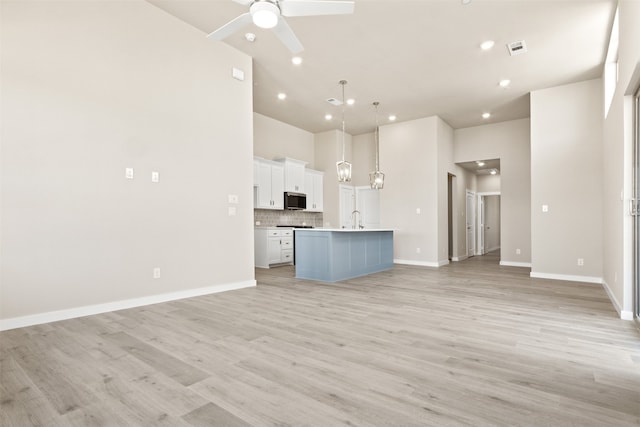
[634, 85, 639, 324]
[466, 190, 476, 257]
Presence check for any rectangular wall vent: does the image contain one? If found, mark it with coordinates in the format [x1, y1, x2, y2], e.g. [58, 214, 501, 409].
[506, 40, 527, 56]
[326, 98, 343, 106]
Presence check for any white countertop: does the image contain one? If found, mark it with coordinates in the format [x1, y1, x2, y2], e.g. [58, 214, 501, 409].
[295, 228, 394, 232]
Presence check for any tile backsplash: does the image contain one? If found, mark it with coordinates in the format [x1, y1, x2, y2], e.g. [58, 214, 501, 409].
[254, 209, 323, 227]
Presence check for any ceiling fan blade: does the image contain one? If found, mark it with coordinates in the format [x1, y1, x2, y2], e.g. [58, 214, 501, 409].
[232, 0, 253, 6]
[206, 12, 252, 40]
[273, 17, 304, 54]
[280, 0, 354, 17]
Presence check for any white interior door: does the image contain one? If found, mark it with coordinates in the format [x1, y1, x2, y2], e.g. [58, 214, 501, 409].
[339, 185, 355, 229]
[466, 190, 475, 257]
[356, 187, 380, 229]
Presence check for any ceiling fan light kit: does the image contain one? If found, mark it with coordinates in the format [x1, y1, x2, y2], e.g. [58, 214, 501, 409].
[208, 0, 355, 54]
[251, 1, 279, 28]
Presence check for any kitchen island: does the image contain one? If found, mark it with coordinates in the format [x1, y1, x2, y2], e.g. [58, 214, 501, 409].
[294, 229, 394, 282]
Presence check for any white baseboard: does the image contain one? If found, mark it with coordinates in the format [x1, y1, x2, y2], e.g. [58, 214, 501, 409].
[621, 311, 635, 321]
[601, 280, 635, 321]
[0, 280, 257, 332]
[395, 259, 444, 268]
[452, 255, 468, 262]
[500, 261, 532, 268]
[530, 271, 603, 284]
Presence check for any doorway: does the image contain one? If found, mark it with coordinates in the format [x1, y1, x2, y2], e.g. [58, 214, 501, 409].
[477, 192, 501, 255]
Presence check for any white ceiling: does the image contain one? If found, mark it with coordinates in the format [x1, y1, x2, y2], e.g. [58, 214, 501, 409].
[147, 0, 616, 135]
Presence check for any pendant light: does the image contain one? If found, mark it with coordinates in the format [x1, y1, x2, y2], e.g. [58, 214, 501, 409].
[369, 101, 385, 189]
[336, 80, 352, 182]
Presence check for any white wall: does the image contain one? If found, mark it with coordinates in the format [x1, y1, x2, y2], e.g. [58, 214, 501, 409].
[437, 118, 461, 264]
[253, 113, 315, 166]
[477, 174, 501, 193]
[379, 116, 440, 265]
[352, 132, 375, 187]
[454, 119, 531, 266]
[314, 130, 352, 228]
[0, 0, 255, 327]
[530, 79, 603, 282]
[602, 0, 640, 319]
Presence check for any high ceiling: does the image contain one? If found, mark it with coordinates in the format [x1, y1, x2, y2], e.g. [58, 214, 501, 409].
[146, 0, 616, 135]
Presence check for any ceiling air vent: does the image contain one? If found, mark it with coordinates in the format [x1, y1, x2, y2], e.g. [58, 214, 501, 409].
[326, 97, 343, 106]
[506, 40, 527, 56]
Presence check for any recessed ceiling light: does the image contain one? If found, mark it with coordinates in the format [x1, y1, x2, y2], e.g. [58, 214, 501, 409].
[277, 93, 286, 100]
[462, 0, 472, 4]
[476, 161, 485, 167]
[325, 114, 332, 120]
[490, 169, 497, 175]
[388, 115, 397, 121]
[346, 98, 355, 106]
[480, 40, 495, 50]
[245, 32, 256, 42]
[291, 56, 302, 65]
[499, 79, 511, 88]
[482, 112, 491, 119]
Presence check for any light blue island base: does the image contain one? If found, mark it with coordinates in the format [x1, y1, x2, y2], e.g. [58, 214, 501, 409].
[294, 229, 394, 282]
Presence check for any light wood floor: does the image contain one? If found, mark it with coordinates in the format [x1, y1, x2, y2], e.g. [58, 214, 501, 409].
[2, 252, 639, 426]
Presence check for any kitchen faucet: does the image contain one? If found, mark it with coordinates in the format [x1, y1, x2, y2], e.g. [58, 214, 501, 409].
[351, 210, 363, 229]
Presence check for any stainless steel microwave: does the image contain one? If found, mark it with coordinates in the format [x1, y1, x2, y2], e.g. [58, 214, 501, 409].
[284, 192, 306, 210]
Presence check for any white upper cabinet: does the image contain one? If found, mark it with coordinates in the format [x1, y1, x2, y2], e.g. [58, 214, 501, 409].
[304, 169, 324, 212]
[254, 158, 284, 210]
[276, 158, 307, 193]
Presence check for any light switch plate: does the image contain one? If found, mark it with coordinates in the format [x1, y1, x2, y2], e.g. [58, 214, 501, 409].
[125, 168, 134, 179]
[228, 194, 239, 204]
[232, 67, 244, 81]
[228, 206, 237, 216]
[542, 204, 549, 212]
[151, 171, 159, 183]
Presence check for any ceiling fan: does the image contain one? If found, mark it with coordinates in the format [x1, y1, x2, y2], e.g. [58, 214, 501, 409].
[207, 0, 355, 54]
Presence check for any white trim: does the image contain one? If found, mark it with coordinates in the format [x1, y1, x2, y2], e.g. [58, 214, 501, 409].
[395, 259, 445, 268]
[530, 271, 603, 284]
[0, 280, 256, 332]
[500, 261, 532, 268]
[602, 280, 635, 320]
[452, 255, 469, 262]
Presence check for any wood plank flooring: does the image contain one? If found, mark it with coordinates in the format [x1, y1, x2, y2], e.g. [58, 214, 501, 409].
[2, 252, 639, 426]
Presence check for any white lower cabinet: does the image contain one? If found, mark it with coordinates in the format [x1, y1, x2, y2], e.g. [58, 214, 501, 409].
[255, 228, 294, 268]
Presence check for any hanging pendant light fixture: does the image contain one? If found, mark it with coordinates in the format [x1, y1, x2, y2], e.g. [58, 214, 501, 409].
[369, 101, 385, 189]
[336, 80, 352, 182]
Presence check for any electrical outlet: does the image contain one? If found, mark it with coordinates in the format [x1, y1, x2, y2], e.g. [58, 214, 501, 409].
[151, 171, 159, 183]
[125, 168, 134, 179]
[228, 194, 239, 204]
[153, 267, 161, 279]
[516, 248, 521, 255]
[416, 247, 421, 254]
[577, 258, 584, 266]
[542, 205, 549, 212]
